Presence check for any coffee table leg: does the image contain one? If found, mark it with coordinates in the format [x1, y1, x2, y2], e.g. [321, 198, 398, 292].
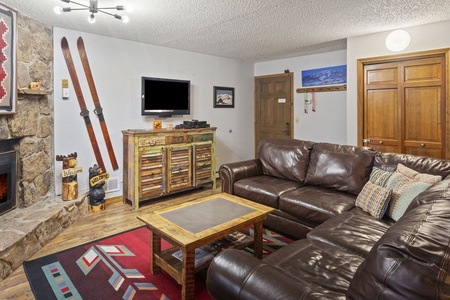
[253, 221, 264, 259]
[150, 230, 161, 274]
[182, 247, 196, 300]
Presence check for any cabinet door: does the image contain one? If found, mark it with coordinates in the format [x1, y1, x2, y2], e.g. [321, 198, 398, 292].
[193, 143, 213, 186]
[363, 62, 402, 153]
[167, 145, 192, 192]
[139, 149, 164, 198]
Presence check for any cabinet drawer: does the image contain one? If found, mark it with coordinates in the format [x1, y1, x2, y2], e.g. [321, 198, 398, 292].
[195, 168, 212, 185]
[140, 183, 163, 197]
[192, 133, 214, 142]
[166, 135, 188, 144]
[139, 136, 165, 147]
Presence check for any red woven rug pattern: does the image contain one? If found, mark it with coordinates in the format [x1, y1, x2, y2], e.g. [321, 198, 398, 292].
[24, 226, 292, 300]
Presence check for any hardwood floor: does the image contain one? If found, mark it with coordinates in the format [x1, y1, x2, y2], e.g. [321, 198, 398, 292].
[0, 185, 221, 299]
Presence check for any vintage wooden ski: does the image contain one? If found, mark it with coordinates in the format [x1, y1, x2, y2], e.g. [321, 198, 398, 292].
[61, 37, 106, 172]
[77, 37, 119, 170]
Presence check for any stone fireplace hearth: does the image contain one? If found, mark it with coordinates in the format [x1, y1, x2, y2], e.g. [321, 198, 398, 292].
[0, 194, 88, 281]
[0, 13, 89, 283]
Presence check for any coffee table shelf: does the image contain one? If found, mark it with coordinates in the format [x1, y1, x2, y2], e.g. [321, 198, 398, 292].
[156, 233, 254, 283]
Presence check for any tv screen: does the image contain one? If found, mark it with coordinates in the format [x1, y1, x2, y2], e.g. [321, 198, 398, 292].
[141, 77, 190, 117]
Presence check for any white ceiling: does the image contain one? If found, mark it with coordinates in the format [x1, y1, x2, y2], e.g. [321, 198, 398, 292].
[3, 0, 450, 62]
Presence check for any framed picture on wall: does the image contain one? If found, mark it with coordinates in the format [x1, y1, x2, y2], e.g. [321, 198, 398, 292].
[213, 86, 234, 108]
[0, 3, 17, 114]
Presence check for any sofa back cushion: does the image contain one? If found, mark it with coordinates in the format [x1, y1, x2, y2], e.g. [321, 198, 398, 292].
[305, 143, 376, 195]
[347, 180, 450, 299]
[374, 152, 450, 177]
[257, 139, 315, 183]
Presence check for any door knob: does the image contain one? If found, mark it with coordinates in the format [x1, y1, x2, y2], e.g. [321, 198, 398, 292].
[420, 143, 425, 147]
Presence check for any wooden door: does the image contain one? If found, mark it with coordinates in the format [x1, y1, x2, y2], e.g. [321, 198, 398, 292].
[254, 73, 293, 154]
[402, 57, 445, 158]
[359, 51, 447, 159]
[363, 62, 402, 153]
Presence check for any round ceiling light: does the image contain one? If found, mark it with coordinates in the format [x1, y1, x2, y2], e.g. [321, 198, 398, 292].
[385, 30, 411, 52]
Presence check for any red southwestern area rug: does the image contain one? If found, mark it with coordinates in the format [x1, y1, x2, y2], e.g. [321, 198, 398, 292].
[24, 226, 292, 300]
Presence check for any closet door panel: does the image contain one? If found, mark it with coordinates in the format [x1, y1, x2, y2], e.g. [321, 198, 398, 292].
[402, 57, 445, 158]
[364, 89, 401, 153]
[363, 63, 401, 153]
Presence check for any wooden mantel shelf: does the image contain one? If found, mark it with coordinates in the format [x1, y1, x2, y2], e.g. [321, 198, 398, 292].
[296, 85, 347, 93]
[18, 89, 52, 95]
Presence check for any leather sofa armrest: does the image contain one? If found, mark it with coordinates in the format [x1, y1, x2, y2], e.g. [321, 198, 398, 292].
[206, 249, 310, 300]
[219, 159, 263, 194]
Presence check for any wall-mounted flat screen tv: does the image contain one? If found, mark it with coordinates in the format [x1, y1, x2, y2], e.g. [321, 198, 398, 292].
[141, 76, 190, 117]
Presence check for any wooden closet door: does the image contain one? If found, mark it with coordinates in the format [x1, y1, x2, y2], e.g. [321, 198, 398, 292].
[361, 54, 446, 159]
[363, 62, 402, 153]
[402, 57, 445, 158]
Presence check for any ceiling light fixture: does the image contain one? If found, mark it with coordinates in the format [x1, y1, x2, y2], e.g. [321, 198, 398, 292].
[54, 0, 130, 23]
[385, 30, 411, 52]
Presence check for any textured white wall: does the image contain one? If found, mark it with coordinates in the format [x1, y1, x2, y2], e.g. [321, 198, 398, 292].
[53, 28, 254, 196]
[347, 19, 450, 145]
[254, 50, 347, 144]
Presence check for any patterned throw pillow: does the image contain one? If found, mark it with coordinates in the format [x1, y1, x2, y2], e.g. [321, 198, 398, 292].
[385, 172, 432, 221]
[395, 163, 442, 184]
[369, 167, 393, 186]
[356, 181, 392, 219]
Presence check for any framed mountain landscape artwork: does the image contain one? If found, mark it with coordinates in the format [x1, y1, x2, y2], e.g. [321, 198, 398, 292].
[0, 3, 17, 114]
[301, 65, 346, 87]
[213, 86, 235, 108]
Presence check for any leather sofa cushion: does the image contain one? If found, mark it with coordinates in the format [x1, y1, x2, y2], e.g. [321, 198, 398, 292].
[279, 186, 356, 225]
[257, 139, 315, 183]
[305, 143, 376, 195]
[406, 176, 450, 213]
[374, 152, 450, 177]
[207, 249, 347, 300]
[234, 175, 303, 208]
[307, 208, 394, 257]
[347, 197, 450, 299]
[264, 239, 364, 296]
[264, 211, 314, 239]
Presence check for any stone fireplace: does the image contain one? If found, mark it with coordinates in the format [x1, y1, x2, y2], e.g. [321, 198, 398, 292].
[0, 13, 88, 283]
[0, 139, 19, 216]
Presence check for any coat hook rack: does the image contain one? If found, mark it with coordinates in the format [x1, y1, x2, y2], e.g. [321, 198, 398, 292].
[296, 84, 347, 94]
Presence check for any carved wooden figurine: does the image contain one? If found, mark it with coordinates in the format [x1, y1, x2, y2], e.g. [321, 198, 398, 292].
[56, 152, 83, 200]
[88, 164, 109, 212]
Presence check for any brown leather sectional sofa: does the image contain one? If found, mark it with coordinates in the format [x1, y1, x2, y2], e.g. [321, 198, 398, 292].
[206, 139, 450, 299]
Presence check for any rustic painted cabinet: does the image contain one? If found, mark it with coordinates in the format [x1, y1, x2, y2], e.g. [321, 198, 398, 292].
[122, 128, 216, 209]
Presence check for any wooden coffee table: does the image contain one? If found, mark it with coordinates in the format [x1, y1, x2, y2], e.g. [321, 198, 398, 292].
[136, 193, 274, 300]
